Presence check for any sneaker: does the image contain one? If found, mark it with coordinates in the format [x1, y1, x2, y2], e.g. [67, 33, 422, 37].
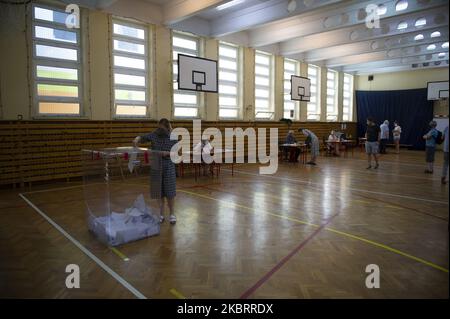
[374, 163, 379, 169]
[366, 165, 372, 169]
[169, 215, 177, 225]
[159, 215, 165, 223]
[306, 161, 316, 165]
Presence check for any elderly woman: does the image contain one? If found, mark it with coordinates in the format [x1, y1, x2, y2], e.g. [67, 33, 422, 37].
[133, 118, 177, 225]
[299, 128, 319, 165]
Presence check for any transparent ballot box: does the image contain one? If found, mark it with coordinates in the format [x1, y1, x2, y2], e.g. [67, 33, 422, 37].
[82, 147, 162, 246]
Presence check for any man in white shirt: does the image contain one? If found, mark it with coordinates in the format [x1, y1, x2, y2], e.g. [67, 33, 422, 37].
[379, 120, 389, 154]
[442, 125, 449, 185]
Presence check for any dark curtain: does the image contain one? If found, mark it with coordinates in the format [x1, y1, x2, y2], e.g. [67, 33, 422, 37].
[356, 88, 433, 150]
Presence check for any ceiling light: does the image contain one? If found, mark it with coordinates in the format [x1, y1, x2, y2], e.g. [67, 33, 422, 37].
[377, 5, 387, 16]
[397, 21, 408, 30]
[415, 18, 426, 27]
[442, 42, 449, 48]
[395, 0, 408, 11]
[287, 0, 297, 13]
[414, 34, 424, 41]
[427, 44, 436, 50]
[217, 0, 245, 11]
[438, 52, 446, 58]
[431, 31, 441, 38]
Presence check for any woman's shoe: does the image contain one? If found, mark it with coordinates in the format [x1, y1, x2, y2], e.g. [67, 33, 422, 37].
[169, 215, 177, 225]
[159, 215, 165, 223]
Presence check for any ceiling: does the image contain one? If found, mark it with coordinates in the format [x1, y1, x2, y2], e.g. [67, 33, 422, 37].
[73, 0, 450, 74]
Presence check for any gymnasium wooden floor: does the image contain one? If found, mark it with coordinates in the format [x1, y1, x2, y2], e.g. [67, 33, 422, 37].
[0, 150, 448, 299]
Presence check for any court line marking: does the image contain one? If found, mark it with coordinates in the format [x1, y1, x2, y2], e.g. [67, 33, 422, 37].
[178, 189, 448, 274]
[170, 288, 187, 299]
[19, 193, 147, 299]
[240, 212, 340, 299]
[226, 169, 449, 205]
[110, 247, 130, 262]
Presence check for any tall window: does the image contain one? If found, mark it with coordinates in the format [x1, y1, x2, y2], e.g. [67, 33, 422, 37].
[283, 58, 299, 120]
[112, 20, 148, 117]
[307, 64, 320, 121]
[219, 42, 241, 119]
[326, 69, 338, 121]
[254, 51, 274, 119]
[32, 4, 82, 116]
[343, 73, 354, 121]
[172, 32, 200, 118]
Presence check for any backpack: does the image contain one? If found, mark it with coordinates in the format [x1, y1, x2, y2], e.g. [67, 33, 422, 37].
[434, 130, 444, 144]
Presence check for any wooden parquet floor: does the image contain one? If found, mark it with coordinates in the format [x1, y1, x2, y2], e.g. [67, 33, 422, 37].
[0, 150, 448, 298]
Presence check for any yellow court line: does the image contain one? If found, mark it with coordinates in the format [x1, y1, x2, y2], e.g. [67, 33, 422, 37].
[178, 189, 449, 274]
[179, 189, 318, 228]
[170, 288, 187, 299]
[110, 247, 130, 262]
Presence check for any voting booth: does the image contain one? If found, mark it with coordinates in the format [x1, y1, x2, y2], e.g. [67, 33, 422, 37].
[82, 147, 161, 246]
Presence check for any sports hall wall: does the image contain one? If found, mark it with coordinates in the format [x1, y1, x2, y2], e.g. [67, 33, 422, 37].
[355, 68, 449, 117]
[0, 0, 355, 122]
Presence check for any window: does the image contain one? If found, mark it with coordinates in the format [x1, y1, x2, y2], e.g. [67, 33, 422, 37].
[173, 32, 201, 118]
[326, 70, 338, 121]
[283, 59, 299, 120]
[32, 4, 82, 116]
[254, 51, 274, 119]
[219, 42, 241, 119]
[342, 74, 353, 122]
[112, 20, 148, 117]
[307, 64, 320, 121]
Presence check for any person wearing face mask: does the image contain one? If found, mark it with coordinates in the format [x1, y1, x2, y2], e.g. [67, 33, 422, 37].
[392, 121, 402, 154]
[133, 118, 178, 225]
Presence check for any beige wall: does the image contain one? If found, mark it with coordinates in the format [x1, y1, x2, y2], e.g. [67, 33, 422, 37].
[355, 68, 449, 116]
[355, 68, 449, 91]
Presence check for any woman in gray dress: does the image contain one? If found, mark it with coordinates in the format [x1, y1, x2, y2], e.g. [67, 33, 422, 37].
[133, 118, 177, 225]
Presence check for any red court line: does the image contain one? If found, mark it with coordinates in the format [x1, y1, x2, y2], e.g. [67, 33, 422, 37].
[239, 212, 339, 299]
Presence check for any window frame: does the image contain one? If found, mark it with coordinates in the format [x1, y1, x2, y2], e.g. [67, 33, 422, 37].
[218, 41, 242, 120]
[254, 50, 274, 120]
[342, 73, 354, 122]
[307, 64, 321, 121]
[283, 58, 300, 120]
[326, 69, 338, 122]
[172, 31, 202, 119]
[111, 17, 151, 119]
[31, 3, 84, 118]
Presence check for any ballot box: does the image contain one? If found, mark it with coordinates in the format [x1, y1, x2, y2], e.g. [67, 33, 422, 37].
[81, 147, 162, 246]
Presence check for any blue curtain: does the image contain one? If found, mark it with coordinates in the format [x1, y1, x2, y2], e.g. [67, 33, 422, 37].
[356, 88, 433, 150]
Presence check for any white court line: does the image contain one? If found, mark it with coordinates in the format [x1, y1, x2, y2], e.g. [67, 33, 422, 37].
[225, 169, 449, 205]
[22, 183, 101, 195]
[350, 157, 444, 169]
[19, 193, 147, 299]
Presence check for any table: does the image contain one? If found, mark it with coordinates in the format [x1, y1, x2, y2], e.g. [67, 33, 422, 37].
[358, 137, 367, 153]
[280, 143, 308, 164]
[179, 149, 234, 180]
[326, 140, 356, 157]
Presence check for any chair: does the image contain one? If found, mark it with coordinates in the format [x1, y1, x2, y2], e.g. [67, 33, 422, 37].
[323, 136, 333, 156]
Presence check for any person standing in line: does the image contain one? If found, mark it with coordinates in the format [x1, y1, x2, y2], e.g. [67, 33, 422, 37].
[379, 120, 389, 154]
[441, 125, 449, 185]
[423, 120, 439, 174]
[392, 121, 402, 154]
[299, 128, 319, 165]
[365, 117, 380, 169]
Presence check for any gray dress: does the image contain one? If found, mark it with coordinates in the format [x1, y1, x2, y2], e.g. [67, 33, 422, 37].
[140, 128, 177, 199]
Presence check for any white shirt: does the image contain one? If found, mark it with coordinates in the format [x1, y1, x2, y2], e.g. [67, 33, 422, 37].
[380, 123, 389, 139]
[393, 125, 402, 137]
